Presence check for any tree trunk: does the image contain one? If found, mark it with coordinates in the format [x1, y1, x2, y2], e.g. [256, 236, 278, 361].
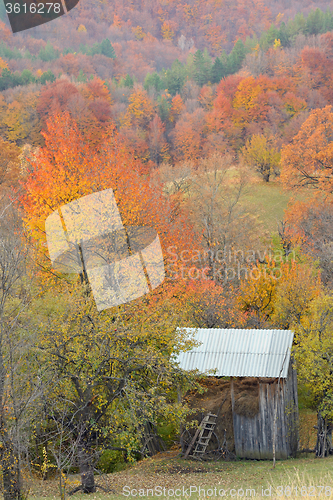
[262, 171, 270, 183]
[1, 432, 22, 500]
[78, 441, 96, 493]
[316, 412, 329, 458]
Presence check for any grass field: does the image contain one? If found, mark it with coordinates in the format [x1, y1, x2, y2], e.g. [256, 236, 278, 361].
[165, 165, 308, 234]
[244, 181, 294, 231]
[24, 447, 333, 500]
[242, 178, 308, 233]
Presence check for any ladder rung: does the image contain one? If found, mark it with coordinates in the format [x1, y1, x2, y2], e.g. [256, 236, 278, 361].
[186, 413, 218, 458]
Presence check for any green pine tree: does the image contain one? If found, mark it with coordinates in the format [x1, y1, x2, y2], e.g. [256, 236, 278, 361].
[227, 39, 246, 74]
[39, 41, 59, 62]
[158, 94, 171, 122]
[286, 12, 306, 40]
[323, 8, 333, 33]
[260, 23, 279, 50]
[144, 72, 163, 92]
[306, 8, 324, 35]
[100, 39, 116, 58]
[193, 49, 212, 86]
[20, 69, 36, 86]
[277, 22, 290, 47]
[163, 59, 186, 95]
[124, 74, 134, 88]
[40, 70, 56, 85]
[211, 56, 226, 84]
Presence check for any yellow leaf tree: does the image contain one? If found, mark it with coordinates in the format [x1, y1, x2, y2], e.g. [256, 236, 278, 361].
[293, 294, 333, 457]
[242, 133, 281, 182]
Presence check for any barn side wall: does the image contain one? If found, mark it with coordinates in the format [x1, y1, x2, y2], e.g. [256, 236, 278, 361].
[231, 364, 299, 460]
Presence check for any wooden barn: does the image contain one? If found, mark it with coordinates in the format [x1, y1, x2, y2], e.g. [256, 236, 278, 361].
[177, 328, 299, 460]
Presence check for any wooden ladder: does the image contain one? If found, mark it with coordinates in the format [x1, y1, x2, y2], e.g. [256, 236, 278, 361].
[184, 413, 217, 458]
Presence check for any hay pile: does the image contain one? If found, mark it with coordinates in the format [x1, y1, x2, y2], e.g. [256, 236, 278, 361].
[185, 378, 234, 452]
[233, 378, 259, 418]
[184, 377, 261, 453]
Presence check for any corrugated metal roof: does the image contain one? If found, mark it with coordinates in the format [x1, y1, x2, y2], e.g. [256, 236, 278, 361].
[176, 328, 294, 378]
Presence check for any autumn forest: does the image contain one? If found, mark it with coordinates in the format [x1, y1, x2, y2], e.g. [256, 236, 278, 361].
[2, 0, 333, 498]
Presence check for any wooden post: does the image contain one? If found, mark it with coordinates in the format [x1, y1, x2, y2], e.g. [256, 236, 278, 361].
[184, 426, 201, 459]
[273, 347, 289, 468]
[272, 380, 278, 468]
[230, 377, 234, 412]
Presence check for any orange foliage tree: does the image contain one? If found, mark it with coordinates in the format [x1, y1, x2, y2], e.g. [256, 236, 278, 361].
[0, 57, 8, 75]
[299, 45, 333, 103]
[281, 105, 333, 192]
[37, 80, 79, 125]
[283, 195, 333, 287]
[125, 87, 155, 128]
[172, 109, 204, 162]
[20, 112, 199, 278]
[206, 74, 306, 152]
[169, 95, 184, 123]
[37, 79, 114, 147]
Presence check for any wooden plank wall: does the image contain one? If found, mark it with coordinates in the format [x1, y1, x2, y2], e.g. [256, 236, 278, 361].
[283, 359, 299, 457]
[231, 363, 299, 459]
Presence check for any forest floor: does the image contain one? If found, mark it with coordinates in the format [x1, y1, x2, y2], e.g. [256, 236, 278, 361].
[26, 445, 333, 500]
[24, 408, 321, 499]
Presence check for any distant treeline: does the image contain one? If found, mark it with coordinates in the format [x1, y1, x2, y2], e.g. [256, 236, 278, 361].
[144, 7, 333, 94]
[0, 68, 55, 91]
[0, 38, 116, 62]
[0, 7, 333, 93]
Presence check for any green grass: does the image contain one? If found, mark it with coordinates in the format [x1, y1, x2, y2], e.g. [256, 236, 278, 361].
[243, 178, 307, 232]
